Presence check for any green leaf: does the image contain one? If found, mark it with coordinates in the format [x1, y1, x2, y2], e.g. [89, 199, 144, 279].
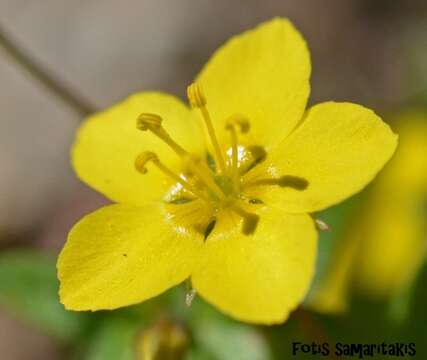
[306, 194, 362, 301]
[85, 318, 140, 360]
[321, 297, 398, 343]
[186, 348, 217, 360]
[188, 297, 272, 360]
[0, 249, 88, 342]
[262, 316, 308, 360]
[126, 286, 271, 360]
[401, 260, 427, 357]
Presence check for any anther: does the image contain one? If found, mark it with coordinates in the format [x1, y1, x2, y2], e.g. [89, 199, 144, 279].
[135, 151, 208, 201]
[187, 82, 206, 108]
[136, 113, 187, 157]
[137, 113, 162, 131]
[187, 81, 226, 174]
[135, 151, 158, 174]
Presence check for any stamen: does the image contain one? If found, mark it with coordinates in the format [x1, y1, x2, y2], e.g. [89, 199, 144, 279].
[226, 115, 250, 191]
[187, 82, 206, 108]
[187, 82, 226, 174]
[230, 205, 260, 235]
[137, 113, 187, 157]
[135, 151, 207, 200]
[134, 151, 158, 174]
[136, 112, 162, 130]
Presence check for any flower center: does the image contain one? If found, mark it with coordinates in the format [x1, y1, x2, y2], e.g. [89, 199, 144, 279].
[134, 82, 266, 236]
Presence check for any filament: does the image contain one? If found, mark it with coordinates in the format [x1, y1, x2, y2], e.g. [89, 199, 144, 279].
[187, 82, 226, 174]
[135, 151, 208, 201]
[137, 113, 187, 157]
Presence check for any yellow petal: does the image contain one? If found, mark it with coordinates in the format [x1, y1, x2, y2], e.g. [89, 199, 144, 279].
[196, 18, 311, 147]
[58, 203, 202, 310]
[191, 208, 317, 324]
[246, 102, 398, 213]
[72, 92, 203, 205]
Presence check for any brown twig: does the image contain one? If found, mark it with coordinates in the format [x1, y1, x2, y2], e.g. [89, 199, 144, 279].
[0, 23, 97, 117]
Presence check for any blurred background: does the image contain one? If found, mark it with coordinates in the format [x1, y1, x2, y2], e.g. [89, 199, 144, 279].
[0, 0, 426, 359]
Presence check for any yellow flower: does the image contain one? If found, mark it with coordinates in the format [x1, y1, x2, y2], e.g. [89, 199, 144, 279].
[311, 111, 427, 314]
[57, 18, 397, 324]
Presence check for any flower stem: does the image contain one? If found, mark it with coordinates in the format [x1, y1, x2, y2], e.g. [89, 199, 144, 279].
[0, 23, 97, 117]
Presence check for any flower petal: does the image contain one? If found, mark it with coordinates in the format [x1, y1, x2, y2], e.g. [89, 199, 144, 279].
[58, 203, 203, 311]
[72, 92, 203, 205]
[196, 18, 311, 147]
[246, 102, 398, 213]
[191, 208, 317, 324]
